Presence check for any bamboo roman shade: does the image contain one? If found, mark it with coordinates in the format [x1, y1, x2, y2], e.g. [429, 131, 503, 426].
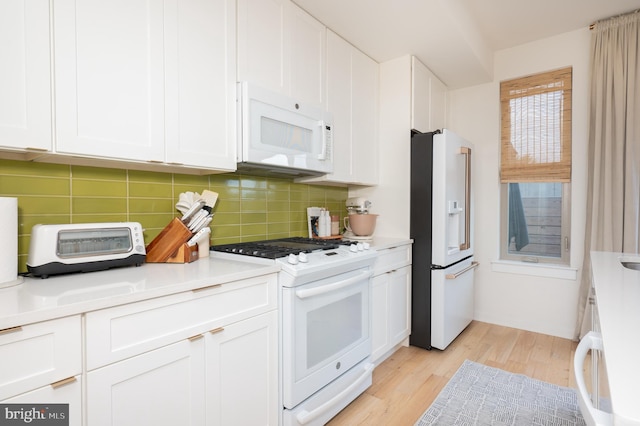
[500, 67, 572, 183]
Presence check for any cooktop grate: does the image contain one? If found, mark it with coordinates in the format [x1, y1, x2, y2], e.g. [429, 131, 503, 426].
[210, 237, 349, 259]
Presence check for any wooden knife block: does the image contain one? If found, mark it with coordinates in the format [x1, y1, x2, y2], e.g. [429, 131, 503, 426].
[145, 218, 196, 263]
[164, 243, 199, 263]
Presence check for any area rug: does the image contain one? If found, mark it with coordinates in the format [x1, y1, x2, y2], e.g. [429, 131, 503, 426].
[415, 360, 586, 426]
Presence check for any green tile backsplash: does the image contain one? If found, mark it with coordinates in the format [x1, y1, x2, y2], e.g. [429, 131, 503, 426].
[0, 159, 348, 273]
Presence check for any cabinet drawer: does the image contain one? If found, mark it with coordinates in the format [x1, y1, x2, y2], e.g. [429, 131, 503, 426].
[0, 316, 81, 400]
[373, 244, 412, 275]
[2, 375, 82, 426]
[86, 274, 277, 369]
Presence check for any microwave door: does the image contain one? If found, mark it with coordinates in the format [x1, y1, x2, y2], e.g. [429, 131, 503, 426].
[238, 82, 333, 175]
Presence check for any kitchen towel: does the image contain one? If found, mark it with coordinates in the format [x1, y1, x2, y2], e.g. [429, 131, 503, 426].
[0, 197, 21, 288]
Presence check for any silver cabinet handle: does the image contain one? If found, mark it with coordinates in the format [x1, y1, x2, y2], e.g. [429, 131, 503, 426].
[445, 261, 479, 279]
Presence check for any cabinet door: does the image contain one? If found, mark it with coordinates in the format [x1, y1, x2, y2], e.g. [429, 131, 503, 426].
[164, 0, 236, 170]
[325, 30, 353, 183]
[388, 266, 411, 344]
[411, 56, 447, 133]
[54, 0, 165, 162]
[301, 30, 378, 186]
[3, 375, 82, 426]
[371, 274, 390, 362]
[87, 339, 206, 426]
[237, 0, 286, 94]
[0, 316, 81, 401]
[351, 48, 378, 185]
[206, 311, 278, 426]
[286, 3, 325, 107]
[0, 0, 51, 151]
[238, 0, 325, 107]
[411, 56, 431, 133]
[430, 76, 447, 130]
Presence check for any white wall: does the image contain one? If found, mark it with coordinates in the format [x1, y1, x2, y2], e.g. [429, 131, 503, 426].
[447, 28, 591, 339]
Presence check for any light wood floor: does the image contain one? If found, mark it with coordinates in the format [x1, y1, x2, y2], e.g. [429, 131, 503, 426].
[327, 320, 580, 425]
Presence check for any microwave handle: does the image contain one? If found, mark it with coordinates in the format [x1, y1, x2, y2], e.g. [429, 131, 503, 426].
[318, 122, 332, 161]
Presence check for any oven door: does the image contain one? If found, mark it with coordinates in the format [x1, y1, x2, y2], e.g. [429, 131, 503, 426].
[282, 268, 372, 409]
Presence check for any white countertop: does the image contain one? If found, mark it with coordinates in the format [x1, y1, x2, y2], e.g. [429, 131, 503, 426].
[359, 237, 413, 250]
[0, 255, 280, 330]
[0, 237, 413, 331]
[590, 251, 640, 425]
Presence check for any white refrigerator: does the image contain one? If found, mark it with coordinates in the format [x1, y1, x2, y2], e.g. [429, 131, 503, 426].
[410, 129, 477, 350]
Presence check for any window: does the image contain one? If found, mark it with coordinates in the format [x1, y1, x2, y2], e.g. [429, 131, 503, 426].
[499, 67, 572, 265]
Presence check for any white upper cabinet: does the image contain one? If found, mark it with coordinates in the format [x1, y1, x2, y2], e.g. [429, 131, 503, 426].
[286, 4, 326, 106]
[300, 30, 378, 186]
[237, 0, 285, 94]
[54, 0, 236, 171]
[54, 0, 165, 162]
[238, 0, 325, 107]
[430, 74, 447, 131]
[351, 46, 379, 185]
[164, 0, 237, 170]
[0, 0, 52, 152]
[411, 56, 447, 133]
[323, 30, 352, 183]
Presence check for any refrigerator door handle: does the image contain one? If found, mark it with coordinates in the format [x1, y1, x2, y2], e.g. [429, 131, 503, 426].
[459, 146, 471, 251]
[445, 261, 479, 279]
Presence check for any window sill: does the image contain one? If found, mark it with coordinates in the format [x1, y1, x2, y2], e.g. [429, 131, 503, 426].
[490, 259, 578, 280]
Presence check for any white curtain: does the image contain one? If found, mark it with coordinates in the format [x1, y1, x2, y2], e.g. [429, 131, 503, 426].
[576, 10, 640, 339]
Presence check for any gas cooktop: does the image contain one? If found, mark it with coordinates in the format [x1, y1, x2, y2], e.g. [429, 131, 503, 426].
[210, 237, 351, 259]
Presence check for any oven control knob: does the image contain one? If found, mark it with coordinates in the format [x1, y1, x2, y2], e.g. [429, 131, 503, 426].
[287, 253, 299, 265]
[349, 244, 358, 253]
[298, 252, 308, 263]
[363, 242, 370, 250]
[357, 242, 364, 251]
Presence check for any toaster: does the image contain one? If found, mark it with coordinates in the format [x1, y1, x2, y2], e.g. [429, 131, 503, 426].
[27, 222, 146, 278]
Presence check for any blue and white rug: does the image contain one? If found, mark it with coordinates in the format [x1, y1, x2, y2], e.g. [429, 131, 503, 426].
[415, 360, 586, 426]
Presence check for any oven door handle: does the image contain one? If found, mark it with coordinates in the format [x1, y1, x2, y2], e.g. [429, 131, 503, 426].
[296, 362, 374, 425]
[295, 270, 372, 299]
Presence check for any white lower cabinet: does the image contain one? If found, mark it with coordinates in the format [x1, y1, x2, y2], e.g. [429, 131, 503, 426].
[86, 311, 278, 426]
[0, 315, 82, 397]
[87, 338, 206, 426]
[85, 274, 279, 426]
[206, 311, 278, 426]
[3, 375, 82, 426]
[371, 244, 412, 364]
[0, 315, 82, 425]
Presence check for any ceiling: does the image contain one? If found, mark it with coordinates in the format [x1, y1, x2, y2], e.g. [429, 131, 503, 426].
[292, 0, 640, 89]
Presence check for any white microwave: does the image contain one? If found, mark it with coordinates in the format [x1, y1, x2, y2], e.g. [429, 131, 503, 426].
[237, 82, 333, 176]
